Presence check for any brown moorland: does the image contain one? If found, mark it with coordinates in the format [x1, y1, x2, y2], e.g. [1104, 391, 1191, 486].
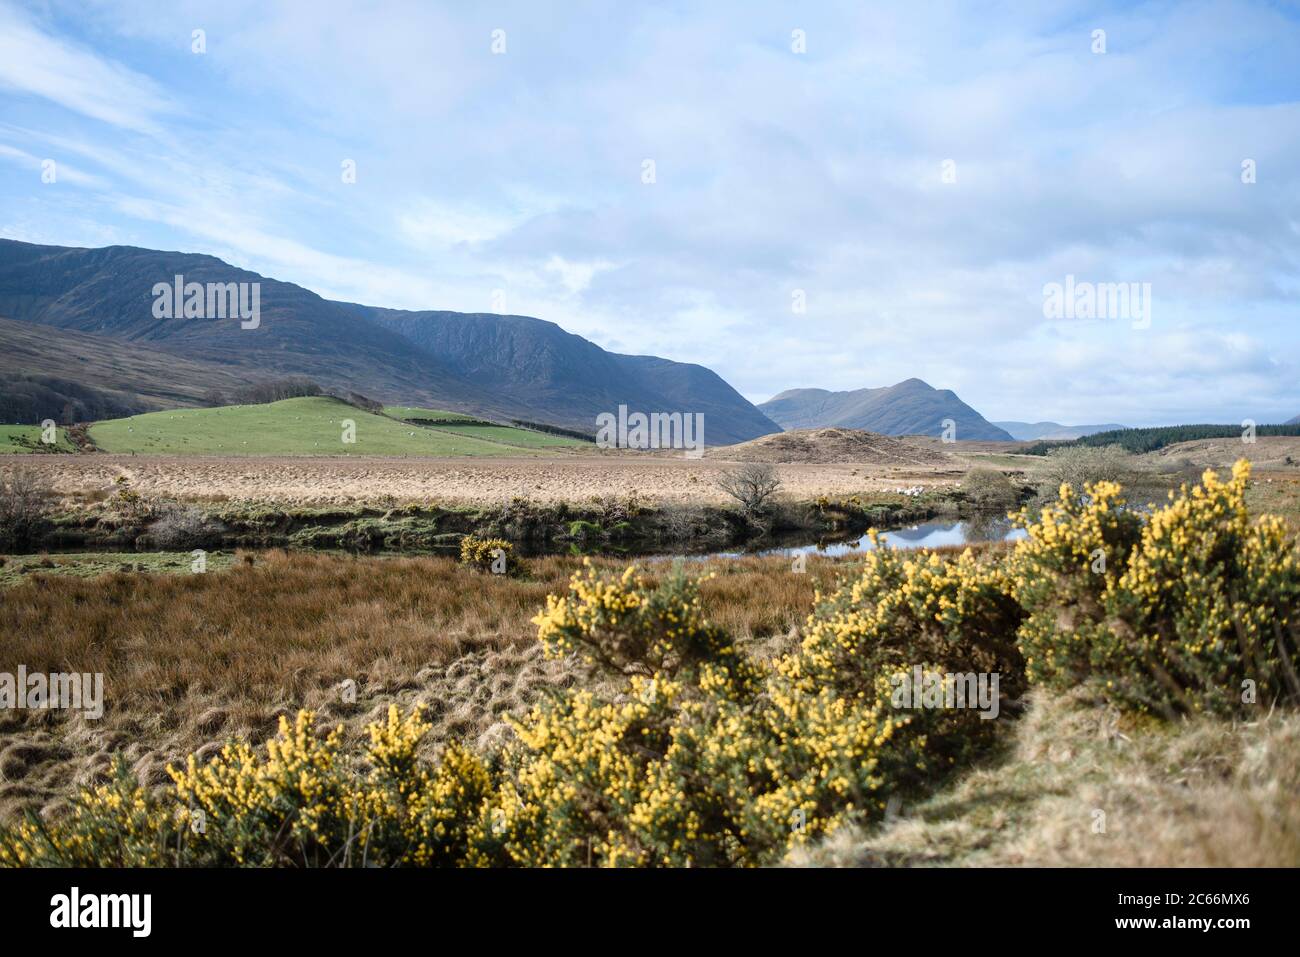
[0, 550, 852, 820]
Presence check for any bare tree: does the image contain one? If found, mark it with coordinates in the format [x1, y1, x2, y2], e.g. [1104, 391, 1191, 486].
[715, 463, 782, 516]
[1045, 444, 1132, 490]
[0, 467, 50, 550]
[232, 376, 322, 405]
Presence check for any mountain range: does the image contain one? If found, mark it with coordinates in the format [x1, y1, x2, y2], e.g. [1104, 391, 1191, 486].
[0, 239, 1031, 445]
[992, 421, 1128, 441]
[0, 240, 780, 444]
[759, 380, 1014, 441]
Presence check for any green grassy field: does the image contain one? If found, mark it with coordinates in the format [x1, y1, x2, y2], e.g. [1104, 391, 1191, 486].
[0, 551, 237, 587]
[430, 423, 588, 448]
[0, 424, 75, 453]
[88, 397, 542, 457]
[383, 405, 482, 423]
[385, 405, 588, 448]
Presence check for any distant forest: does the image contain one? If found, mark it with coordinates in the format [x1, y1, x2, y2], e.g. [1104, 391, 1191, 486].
[1025, 423, 1300, 455]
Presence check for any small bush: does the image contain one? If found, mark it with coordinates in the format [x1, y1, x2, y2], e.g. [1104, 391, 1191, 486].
[961, 467, 1019, 511]
[111, 475, 153, 520]
[148, 504, 224, 549]
[459, 535, 513, 572]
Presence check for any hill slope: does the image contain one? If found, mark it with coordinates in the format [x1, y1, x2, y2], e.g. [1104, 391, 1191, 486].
[0, 315, 252, 423]
[87, 396, 543, 457]
[0, 240, 497, 416]
[0, 240, 778, 443]
[345, 305, 781, 444]
[760, 379, 1012, 441]
[707, 427, 955, 465]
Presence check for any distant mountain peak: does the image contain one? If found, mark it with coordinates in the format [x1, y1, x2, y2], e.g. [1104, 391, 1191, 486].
[759, 379, 1011, 441]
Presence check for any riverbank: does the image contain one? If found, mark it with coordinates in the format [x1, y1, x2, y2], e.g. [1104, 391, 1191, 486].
[18, 485, 997, 557]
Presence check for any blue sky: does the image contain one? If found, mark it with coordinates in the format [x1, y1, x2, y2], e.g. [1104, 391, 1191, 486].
[1, 0, 1297, 425]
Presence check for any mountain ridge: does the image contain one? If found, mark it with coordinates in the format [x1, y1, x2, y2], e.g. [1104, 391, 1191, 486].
[760, 378, 1013, 441]
[0, 239, 779, 443]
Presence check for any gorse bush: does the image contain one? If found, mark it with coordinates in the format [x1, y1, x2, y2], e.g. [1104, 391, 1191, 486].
[0, 708, 498, 868]
[459, 535, 513, 572]
[783, 537, 1026, 777]
[504, 563, 906, 864]
[4, 460, 1297, 867]
[1011, 461, 1300, 717]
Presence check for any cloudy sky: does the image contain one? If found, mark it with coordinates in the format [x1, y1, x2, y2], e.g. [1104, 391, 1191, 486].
[1, 0, 1297, 425]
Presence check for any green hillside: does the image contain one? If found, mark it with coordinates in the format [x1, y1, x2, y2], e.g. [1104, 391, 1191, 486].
[383, 405, 482, 424]
[385, 406, 588, 448]
[88, 397, 541, 457]
[434, 423, 587, 448]
[0, 424, 75, 453]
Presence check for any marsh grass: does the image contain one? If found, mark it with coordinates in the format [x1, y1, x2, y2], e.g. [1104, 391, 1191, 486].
[0, 549, 847, 819]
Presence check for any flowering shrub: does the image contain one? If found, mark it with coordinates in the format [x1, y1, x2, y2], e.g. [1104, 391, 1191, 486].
[533, 563, 751, 686]
[0, 707, 497, 868]
[0, 763, 169, 868]
[1007, 477, 1143, 692]
[1011, 460, 1300, 716]
[780, 537, 1026, 777]
[458, 535, 513, 572]
[513, 563, 925, 864]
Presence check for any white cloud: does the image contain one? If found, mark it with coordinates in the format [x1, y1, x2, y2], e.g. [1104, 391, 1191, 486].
[2, 0, 1298, 424]
[0, 1, 176, 133]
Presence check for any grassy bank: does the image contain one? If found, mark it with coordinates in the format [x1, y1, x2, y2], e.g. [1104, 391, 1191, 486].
[0, 424, 74, 454]
[793, 686, 1300, 867]
[0, 550, 235, 587]
[26, 484, 954, 556]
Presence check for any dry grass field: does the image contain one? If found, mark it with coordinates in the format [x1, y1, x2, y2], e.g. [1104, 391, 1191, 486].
[5, 436, 1298, 517]
[0, 550, 848, 821]
[1, 451, 968, 506]
[792, 687, 1300, 868]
